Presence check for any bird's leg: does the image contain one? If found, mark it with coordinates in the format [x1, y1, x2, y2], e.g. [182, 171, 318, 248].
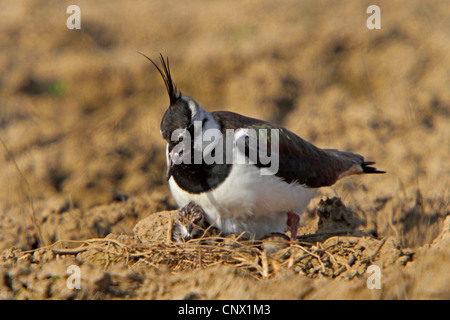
[287, 211, 300, 243]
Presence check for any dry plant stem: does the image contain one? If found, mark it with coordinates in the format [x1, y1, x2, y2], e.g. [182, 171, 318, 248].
[52, 247, 89, 255]
[0, 136, 46, 246]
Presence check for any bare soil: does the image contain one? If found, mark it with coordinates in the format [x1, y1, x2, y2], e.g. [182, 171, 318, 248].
[0, 0, 449, 299]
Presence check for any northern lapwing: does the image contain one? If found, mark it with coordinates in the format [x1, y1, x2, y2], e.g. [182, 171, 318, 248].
[143, 54, 385, 242]
[172, 202, 210, 242]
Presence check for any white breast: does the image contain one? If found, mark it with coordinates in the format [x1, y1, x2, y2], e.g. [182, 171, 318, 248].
[168, 161, 316, 239]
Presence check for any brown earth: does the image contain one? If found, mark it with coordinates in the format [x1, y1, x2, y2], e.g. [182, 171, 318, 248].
[0, 0, 449, 299]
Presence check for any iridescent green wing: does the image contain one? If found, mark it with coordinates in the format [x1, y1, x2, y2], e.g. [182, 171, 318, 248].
[212, 111, 365, 187]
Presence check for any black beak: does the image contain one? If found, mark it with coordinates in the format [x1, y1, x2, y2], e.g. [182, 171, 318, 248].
[166, 165, 175, 181]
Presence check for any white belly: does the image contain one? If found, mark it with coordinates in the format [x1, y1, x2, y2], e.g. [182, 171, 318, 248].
[168, 163, 316, 239]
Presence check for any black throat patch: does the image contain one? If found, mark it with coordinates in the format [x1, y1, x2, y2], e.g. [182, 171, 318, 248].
[171, 162, 232, 194]
[170, 115, 232, 194]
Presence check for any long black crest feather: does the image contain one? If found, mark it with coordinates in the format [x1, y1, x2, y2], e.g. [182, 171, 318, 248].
[139, 52, 180, 104]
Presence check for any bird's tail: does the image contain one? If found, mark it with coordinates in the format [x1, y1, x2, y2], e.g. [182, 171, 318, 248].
[323, 149, 386, 180]
[361, 161, 386, 174]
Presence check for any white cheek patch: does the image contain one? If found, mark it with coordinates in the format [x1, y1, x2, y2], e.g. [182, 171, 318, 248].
[171, 151, 181, 165]
[183, 97, 198, 121]
[166, 144, 170, 166]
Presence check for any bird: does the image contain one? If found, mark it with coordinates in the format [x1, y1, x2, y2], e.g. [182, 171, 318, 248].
[142, 53, 385, 242]
[172, 201, 211, 242]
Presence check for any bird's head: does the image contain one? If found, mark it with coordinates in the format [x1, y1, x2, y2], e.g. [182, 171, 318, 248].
[142, 54, 219, 179]
[173, 202, 208, 242]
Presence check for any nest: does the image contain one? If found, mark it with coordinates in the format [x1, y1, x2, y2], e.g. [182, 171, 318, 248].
[39, 232, 405, 280]
[3, 197, 412, 280]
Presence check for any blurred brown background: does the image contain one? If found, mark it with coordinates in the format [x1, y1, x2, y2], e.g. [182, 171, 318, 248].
[0, 0, 448, 254]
